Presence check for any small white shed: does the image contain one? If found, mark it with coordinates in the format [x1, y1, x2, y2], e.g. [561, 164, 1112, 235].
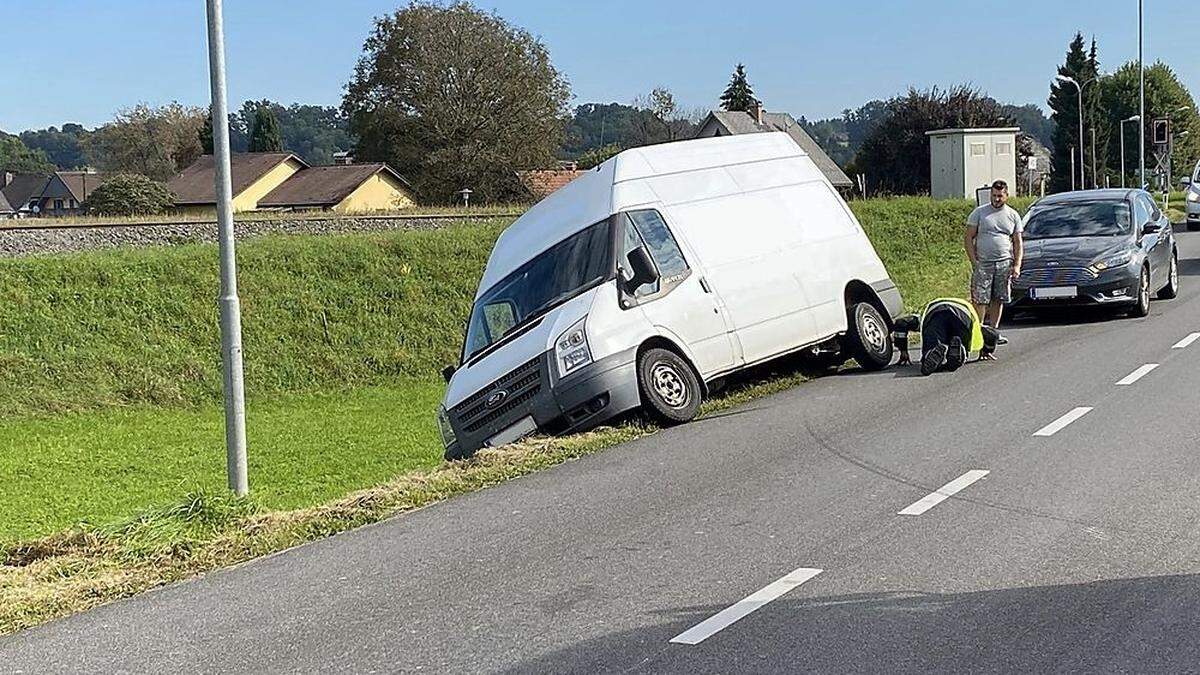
[925, 127, 1019, 200]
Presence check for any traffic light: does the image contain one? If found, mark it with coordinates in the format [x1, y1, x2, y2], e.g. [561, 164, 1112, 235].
[1152, 119, 1170, 146]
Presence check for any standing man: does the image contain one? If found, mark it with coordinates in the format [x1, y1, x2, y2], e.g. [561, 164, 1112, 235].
[965, 180, 1023, 355]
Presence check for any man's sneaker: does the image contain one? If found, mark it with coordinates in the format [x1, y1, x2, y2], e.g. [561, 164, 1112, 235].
[996, 333, 1009, 345]
[921, 342, 948, 376]
[945, 336, 966, 371]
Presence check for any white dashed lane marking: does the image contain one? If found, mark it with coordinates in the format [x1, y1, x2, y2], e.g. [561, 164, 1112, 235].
[1115, 363, 1159, 386]
[898, 470, 990, 516]
[669, 567, 823, 645]
[1034, 407, 1094, 437]
[1172, 333, 1200, 350]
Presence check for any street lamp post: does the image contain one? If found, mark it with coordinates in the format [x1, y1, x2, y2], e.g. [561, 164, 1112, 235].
[1055, 74, 1095, 190]
[1139, 0, 1146, 189]
[205, 0, 249, 497]
[1120, 115, 1141, 188]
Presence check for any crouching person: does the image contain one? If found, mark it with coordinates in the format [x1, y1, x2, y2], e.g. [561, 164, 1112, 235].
[893, 298, 1000, 375]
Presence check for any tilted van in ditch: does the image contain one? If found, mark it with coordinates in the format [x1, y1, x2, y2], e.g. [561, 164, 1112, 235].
[437, 132, 903, 459]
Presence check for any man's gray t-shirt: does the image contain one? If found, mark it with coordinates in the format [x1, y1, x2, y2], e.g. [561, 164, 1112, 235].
[968, 204, 1023, 262]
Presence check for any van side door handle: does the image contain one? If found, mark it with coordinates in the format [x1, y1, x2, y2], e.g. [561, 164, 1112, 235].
[699, 276, 712, 293]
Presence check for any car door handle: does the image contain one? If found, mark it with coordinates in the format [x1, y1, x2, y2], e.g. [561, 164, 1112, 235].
[699, 276, 712, 293]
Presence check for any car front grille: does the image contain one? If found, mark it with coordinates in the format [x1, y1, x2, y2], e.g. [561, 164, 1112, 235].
[453, 356, 543, 434]
[1020, 266, 1097, 285]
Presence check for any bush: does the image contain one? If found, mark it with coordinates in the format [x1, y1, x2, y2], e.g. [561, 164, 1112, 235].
[84, 173, 176, 217]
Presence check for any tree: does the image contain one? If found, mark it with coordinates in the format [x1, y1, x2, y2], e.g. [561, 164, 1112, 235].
[199, 110, 214, 155]
[720, 64, 756, 112]
[855, 86, 1011, 194]
[576, 143, 621, 169]
[82, 173, 176, 216]
[1047, 33, 1100, 192]
[84, 103, 205, 181]
[0, 133, 55, 173]
[563, 102, 642, 158]
[1100, 61, 1199, 188]
[629, 87, 701, 146]
[248, 105, 284, 152]
[19, 124, 89, 169]
[234, 100, 353, 165]
[343, 1, 571, 202]
[999, 103, 1055, 150]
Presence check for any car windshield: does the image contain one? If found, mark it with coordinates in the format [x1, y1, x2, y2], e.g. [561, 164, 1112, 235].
[462, 219, 612, 363]
[1023, 201, 1132, 240]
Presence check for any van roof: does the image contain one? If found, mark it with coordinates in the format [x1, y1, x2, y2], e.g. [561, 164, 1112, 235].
[478, 133, 809, 295]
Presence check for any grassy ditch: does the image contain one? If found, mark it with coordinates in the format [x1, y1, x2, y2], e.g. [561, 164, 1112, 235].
[0, 195, 1022, 634]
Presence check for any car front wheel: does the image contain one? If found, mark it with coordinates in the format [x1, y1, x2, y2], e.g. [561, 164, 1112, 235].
[637, 348, 702, 425]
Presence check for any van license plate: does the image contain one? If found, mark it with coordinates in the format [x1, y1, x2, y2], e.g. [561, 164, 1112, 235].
[486, 416, 538, 448]
[1032, 286, 1077, 299]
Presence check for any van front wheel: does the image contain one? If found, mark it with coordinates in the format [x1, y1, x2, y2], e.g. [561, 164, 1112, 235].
[846, 302, 893, 371]
[638, 348, 702, 425]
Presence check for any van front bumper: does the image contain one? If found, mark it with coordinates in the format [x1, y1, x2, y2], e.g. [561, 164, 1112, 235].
[444, 349, 641, 460]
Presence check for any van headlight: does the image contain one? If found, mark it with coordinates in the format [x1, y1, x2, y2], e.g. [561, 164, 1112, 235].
[1090, 253, 1133, 273]
[436, 405, 456, 448]
[555, 319, 592, 378]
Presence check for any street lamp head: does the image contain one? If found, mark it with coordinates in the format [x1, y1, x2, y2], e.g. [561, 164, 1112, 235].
[1054, 74, 1076, 85]
[1124, 115, 1141, 122]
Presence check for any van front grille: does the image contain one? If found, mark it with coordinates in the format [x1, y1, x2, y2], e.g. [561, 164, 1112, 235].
[453, 356, 543, 434]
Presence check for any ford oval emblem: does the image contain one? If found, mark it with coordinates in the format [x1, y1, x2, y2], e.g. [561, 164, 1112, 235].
[486, 390, 508, 408]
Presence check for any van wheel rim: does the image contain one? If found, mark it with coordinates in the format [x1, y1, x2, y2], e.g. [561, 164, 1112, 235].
[861, 312, 886, 353]
[651, 363, 689, 408]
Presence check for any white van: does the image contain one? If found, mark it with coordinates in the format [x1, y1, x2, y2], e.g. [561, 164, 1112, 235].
[436, 133, 902, 459]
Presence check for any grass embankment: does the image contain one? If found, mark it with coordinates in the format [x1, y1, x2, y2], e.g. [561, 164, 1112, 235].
[0, 204, 528, 228]
[1, 196, 1015, 634]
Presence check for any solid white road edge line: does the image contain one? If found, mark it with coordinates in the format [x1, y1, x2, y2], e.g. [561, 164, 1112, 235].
[669, 567, 823, 645]
[1116, 363, 1159, 386]
[897, 470, 990, 516]
[1033, 407, 1094, 437]
[1172, 333, 1200, 349]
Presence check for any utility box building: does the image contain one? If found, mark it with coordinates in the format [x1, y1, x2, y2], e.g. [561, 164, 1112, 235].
[925, 127, 1019, 200]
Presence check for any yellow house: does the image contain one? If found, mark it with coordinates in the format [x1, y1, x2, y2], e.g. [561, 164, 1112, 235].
[256, 163, 415, 214]
[169, 153, 307, 217]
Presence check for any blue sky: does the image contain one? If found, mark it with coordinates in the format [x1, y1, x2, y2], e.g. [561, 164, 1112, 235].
[3, 0, 1197, 132]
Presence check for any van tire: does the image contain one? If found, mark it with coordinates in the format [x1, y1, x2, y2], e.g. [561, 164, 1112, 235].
[637, 348, 702, 425]
[846, 302, 893, 371]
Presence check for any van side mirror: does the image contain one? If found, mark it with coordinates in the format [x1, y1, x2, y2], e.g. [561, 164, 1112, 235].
[1142, 222, 1162, 235]
[625, 246, 659, 291]
[441, 365, 456, 383]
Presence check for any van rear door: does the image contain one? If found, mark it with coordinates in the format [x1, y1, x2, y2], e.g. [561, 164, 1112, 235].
[618, 209, 737, 377]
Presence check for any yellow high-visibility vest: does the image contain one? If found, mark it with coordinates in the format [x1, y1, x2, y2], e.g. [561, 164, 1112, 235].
[923, 298, 985, 352]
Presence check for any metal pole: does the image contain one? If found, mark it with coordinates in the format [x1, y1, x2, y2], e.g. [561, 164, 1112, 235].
[1076, 84, 1086, 190]
[205, 0, 248, 497]
[1070, 147, 1076, 191]
[1138, 0, 1146, 189]
[1120, 122, 1126, 188]
[1090, 128, 1097, 189]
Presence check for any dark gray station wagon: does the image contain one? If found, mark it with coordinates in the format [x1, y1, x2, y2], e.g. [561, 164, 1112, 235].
[1010, 189, 1178, 317]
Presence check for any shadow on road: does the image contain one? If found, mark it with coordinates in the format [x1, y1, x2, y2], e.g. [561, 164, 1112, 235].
[500, 573, 1200, 673]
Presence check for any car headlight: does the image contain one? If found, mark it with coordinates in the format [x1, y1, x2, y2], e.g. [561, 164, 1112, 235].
[1188, 190, 1199, 203]
[436, 405, 456, 448]
[555, 319, 592, 378]
[1090, 253, 1134, 273]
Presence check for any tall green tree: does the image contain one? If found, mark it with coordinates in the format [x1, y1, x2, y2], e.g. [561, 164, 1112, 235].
[720, 64, 756, 112]
[199, 109, 214, 155]
[1048, 33, 1100, 192]
[0, 133, 55, 173]
[84, 103, 205, 181]
[19, 124, 89, 169]
[248, 105, 284, 152]
[1100, 61, 1199, 188]
[343, 1, 571, 202]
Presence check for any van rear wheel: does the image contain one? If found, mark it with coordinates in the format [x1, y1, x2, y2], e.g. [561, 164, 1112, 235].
[637, 348, 702, 425]
[846, 302, 893, 371]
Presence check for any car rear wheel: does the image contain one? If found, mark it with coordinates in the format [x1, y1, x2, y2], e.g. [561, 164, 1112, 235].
[637, 348, 702, 425]
[1129, 266, 1151, 317]
[1157, 250, 1179, 300]
[846, 302, 893, 371]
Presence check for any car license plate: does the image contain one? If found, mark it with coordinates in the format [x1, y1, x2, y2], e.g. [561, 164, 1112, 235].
[486, 415, 538, 448]
[1032, 286, 1077, 299]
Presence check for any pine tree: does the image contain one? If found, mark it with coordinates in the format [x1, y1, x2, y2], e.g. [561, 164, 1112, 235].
[1048, 33, 1090, 192]
[720, 64, 756, 112]
[1083, 37, 1109, 188]
[199, 109, 214, 155]
[248, 106, 284, 152]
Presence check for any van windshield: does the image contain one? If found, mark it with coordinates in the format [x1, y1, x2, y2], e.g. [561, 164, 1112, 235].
[462, 219, 613, 363]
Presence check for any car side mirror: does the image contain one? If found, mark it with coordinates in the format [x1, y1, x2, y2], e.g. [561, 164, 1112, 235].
[441, 365, 456, 383]
[624, 246, 659, 291]
[1142, 222, 1162, 235]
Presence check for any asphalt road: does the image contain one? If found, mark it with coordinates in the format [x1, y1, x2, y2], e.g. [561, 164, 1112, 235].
[6, 229, 1200, 674]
